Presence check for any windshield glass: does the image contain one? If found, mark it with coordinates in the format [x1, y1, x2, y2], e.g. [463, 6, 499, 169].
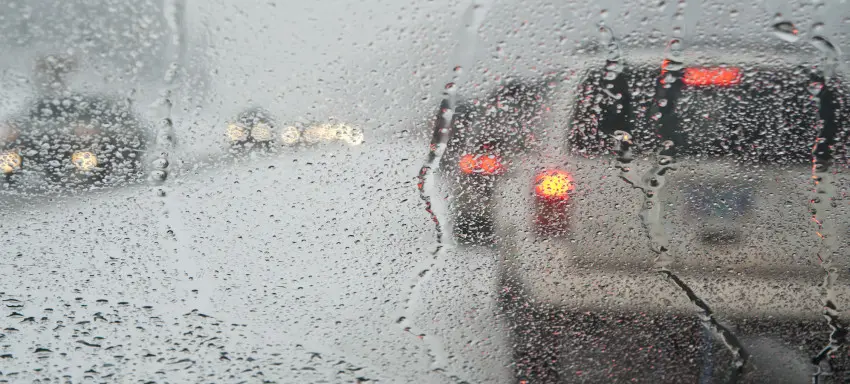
[2, 0, 850, 382]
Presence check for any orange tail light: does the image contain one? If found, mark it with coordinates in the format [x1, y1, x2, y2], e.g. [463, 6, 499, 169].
[682, 67, 741, 86]
[534, 169, 572, 200]
[458, 154, 477, 174]
[661, 60, 741, 86]
[458, 153, 505, 175]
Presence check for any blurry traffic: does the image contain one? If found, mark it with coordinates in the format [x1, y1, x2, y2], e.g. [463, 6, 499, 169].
[2, 0, 850, 383]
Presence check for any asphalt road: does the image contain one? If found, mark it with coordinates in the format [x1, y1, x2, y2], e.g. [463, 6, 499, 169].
[0, 137, 518, 383]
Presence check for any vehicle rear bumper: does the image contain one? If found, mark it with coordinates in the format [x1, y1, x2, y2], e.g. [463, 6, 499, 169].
[490, 155, 850, 320]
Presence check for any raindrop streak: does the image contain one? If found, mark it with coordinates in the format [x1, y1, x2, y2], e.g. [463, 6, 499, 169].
[613, 39, 749, 377]
[599, 25, 622, 98]
[806, 77, 846, 382]
[772, 21, 800, 43]
[810, 35, 841, 80]
[145, 0, 215, 315]
[810, 35, 838, 57]
[797, 28, 847, 380]
[148, 103, 214, 315]
[162, 0, 188, 83]
[614, 136, 749, 380]
[406, 0, 492, 377]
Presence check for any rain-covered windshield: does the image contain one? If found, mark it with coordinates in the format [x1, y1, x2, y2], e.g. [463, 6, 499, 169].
[2, 0, 850, 383]
[572, 63, 848, 162]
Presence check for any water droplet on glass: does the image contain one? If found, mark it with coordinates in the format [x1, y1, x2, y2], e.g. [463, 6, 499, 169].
[601, 88, 622, 100]
[663, 60, 684, 72]
[808, 81, 825, 96]
[599, 25, 614, 43]
[151, 157, 169, 169]
[811, 35, 838, 56]
[149, 169, 168, 182]
[163, 62, 179, 84]
[672, 26, 682, 37]
[600, 9, 609, 19]
[606, 47, 620, 61]
[444, 82, 457, 95]
[668, 38, 683, 51]
[772, 21, 800, 42]
[613, 130, 630, 141]
[664, 38, 684, 63]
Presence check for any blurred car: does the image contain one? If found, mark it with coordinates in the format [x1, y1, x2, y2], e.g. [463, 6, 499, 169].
[0, 55, 150, 192]
[436, 40, 850, 382]
[0, 0, 198, 196]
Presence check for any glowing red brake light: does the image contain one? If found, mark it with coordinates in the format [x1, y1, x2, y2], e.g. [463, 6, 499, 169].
[534, 169, 572, 201]
[478, 156, 502, 174]
[458, 154, 477, 174]
[682, 67, 741, 86]
[661, 60, 742, 86]
[458, 153, 505, 175]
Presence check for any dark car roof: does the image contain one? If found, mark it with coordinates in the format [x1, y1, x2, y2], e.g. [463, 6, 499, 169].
[5, 93, 149, 147]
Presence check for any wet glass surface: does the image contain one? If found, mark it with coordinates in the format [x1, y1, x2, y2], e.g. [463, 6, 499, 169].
[2, 0, 850, 383]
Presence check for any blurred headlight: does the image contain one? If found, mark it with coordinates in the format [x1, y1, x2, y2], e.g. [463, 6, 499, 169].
[280, 126, 301, 145]
[71, 151, 97, 171]
[251, 122, 274, 141]
[0, 151, 22, 174]
[226, 123, 249, 142]
[337, 123, 364, 146]
[303, 123, 335, 144]
[303, 123, 364, 146]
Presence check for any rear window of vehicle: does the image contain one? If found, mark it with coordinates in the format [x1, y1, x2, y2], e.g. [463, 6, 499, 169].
[569, 63, 850, 165]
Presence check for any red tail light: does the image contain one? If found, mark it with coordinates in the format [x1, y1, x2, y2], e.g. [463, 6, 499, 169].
[682, 67, 741, 86]
[534, 169, 572, 201]
[458, 154, 477, 174]
[458, 153, 505, 175]
[661, 60, 742, 86]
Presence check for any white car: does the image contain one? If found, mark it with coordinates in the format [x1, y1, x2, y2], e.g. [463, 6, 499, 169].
[437, 42, 850, 382]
